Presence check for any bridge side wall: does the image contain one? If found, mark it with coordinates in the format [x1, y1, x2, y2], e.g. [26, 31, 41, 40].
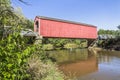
[39, 19, 97, 39]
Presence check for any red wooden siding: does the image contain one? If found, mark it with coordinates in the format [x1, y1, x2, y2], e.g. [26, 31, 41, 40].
[34, 16, 97, 39]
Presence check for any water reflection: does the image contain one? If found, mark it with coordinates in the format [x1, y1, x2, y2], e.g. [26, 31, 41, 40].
[79, 50, 120, 80]
[48, 49, 91, 64]
[48, 49, 98, 78]
[48, 49, 120, 80]
[59, 56, 98, 78]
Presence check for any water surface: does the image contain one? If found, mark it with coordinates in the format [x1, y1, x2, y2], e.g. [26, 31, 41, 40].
[48, 49, 120, 80]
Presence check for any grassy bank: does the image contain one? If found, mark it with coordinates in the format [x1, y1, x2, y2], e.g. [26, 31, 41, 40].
[42, 42, 87, 50]
[26, 44, 68, 80]
[27, 53, 65, 80]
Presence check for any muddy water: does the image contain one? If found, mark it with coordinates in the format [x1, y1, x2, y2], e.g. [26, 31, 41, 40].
[48, 49, 120, 80]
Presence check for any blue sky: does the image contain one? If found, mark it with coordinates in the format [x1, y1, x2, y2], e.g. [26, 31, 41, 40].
[12, 0, 120, 30]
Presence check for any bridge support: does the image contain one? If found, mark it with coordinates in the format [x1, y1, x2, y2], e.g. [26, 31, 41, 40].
[87, 39, 97, 48]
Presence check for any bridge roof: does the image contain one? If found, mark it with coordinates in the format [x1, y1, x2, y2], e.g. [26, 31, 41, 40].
[36, 16, 97, 28]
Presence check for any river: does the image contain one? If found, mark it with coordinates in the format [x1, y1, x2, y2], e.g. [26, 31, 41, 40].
[47, 49, 120, 80]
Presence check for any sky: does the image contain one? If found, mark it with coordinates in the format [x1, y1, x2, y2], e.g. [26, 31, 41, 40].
[12, 0, 120, 30]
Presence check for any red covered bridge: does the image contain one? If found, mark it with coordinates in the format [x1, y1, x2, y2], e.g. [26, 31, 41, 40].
[34, 16, 97, 46]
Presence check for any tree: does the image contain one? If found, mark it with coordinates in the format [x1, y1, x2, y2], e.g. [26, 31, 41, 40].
[0, 0, 33, 39]
[0, 0, 16, 39]
[98, 29, 105, 35]
[117, 25, 120, 30]
[0, 0, 14, 26]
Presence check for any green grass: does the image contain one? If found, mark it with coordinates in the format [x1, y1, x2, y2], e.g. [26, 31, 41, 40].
[27, 53, 65, 80]
[42, 44, 54, 50]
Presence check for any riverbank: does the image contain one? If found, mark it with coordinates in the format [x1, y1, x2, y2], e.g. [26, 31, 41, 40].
[96, 37, 120, 51]
[27, 53, 65, 80]
[88, 46, 118, 51]
[42, 42, 87, 50]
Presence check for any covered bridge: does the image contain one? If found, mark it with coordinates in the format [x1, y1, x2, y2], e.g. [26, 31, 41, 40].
[34, 16, 97, 39]
[34, 16, 97, 46]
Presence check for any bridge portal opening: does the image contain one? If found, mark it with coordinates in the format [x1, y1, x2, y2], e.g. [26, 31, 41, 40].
[35, 21, 39, 33]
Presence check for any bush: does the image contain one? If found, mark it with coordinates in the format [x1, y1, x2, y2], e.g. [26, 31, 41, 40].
[0, 32, 34, 80]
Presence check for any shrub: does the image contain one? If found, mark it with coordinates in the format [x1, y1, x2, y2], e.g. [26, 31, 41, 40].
[0, 32, 34, 80]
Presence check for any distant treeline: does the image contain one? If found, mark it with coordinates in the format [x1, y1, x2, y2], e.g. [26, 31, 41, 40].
[98, 29, 120, 36]
[97, 29, 120, 51]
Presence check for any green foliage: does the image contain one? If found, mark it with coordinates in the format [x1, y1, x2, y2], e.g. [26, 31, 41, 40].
[0, 0, 34, 39]
[0, 30, 67, 80]
[43, 38, 87, 49]
[43, 38, 66, 49]
[32, 44, 48, 61]
[98, 29, 120, 36]
[26, 19, 34, 30]
[64, 43, 78, 49]
[74, 39, 81, 45]
[43, 44, 54, 50]
[47, 38, 67, 49]
[0, 31, 34, 80]
[0, 0, 17, 26]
